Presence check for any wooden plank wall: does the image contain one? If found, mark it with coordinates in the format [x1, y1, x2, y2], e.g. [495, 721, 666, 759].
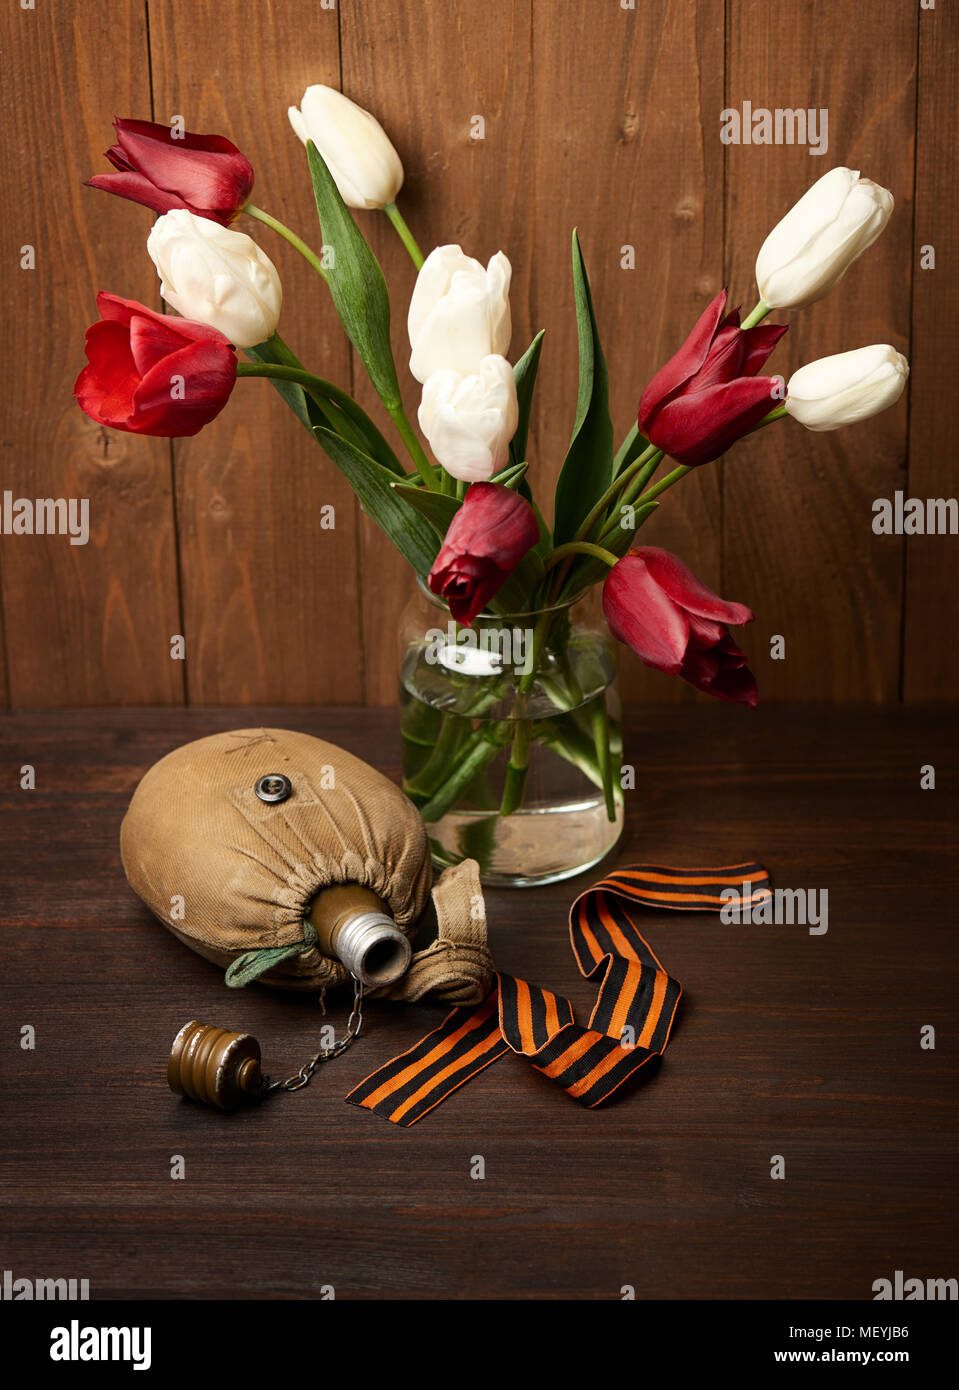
[905, 0, 958, 701]
[1, 2, 182, 706]
[724, 0, 915, 702]
[0, 0, 953, 708]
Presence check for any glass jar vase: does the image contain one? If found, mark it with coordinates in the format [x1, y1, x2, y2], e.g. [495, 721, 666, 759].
[398, 580, 624, 887]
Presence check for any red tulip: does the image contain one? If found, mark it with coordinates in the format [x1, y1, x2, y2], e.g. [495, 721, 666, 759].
[638, 290, 787, 467]
[75, 293, 237, 437]
[428, 482, 540, 624]
[87, 118, 254, 225]
[602, 546, 758, 705]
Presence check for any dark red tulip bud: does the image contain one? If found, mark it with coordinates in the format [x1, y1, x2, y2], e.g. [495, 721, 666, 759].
[638, 290, 787, 467]
[74, 293, 237, 437]
[428, 482, 540, 624]
[602, 545, 758, 705]
[87, 118, 254, 225]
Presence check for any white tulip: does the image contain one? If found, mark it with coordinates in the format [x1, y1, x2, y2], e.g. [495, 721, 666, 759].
[408, 244, 512, 384]
[288, 85, 403, 211]
[147, 209, 281, 349]
[785, 345, 908, 431]
[418, 356, 519, 481]
[756, 167, 894, 310]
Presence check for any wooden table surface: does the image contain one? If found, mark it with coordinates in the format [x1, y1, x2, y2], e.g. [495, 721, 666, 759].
[1, 704, 956, 1301]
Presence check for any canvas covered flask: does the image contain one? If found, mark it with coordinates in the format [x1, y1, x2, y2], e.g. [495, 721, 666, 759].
[120, 727, 495, 1108]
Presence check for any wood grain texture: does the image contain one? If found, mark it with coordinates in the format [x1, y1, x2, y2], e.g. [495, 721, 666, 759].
[904, 1, 958, 702]
[340, 0, 536, 702]
[723, 0, 915, 702]
[530, 0, 725, 705]
[147, 0, 364, 705]
[0, 1, 947, 707]
[0, 703, 956, 1298]
[0, 0, 183, 706]
[0, 556, 9, 710]
[342, 0, 726, 703]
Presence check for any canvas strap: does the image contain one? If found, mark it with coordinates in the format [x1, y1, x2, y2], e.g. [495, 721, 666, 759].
[346, 861, 771, 1126]
[380, 857, 494, 1006]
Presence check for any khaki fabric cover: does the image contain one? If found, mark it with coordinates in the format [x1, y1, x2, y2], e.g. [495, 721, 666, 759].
[120, 727, 493, 1002]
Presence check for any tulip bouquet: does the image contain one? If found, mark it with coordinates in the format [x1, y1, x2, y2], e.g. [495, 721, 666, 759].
[75, 90, 908, 884]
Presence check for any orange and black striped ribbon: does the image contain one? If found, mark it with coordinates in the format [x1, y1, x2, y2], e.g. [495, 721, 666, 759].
[346, 861, 771, 1126]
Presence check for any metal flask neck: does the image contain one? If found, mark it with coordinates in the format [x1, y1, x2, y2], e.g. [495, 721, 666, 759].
[307, 884, 411, 988]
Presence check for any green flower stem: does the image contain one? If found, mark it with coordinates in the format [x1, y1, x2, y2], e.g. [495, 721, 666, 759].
[383, 201, 425, 270]
[590, 696, 617, 822]
[547, 470, 658, 600]
[635, 462, 692, 506]
[613, 420, 641, 474]
[417, 724, 510, 823]
[596, 462, 692, 552]
[238, 359, 341, 392]
[457, 813, 499, 869]
[404, 713, 471, 800]
[611, 450, 663, 517]
[518, 610, 553, 695]
[544, 541, 619, 574]
[499, 718, 530, 816]
[264, 333, 368, 448]
[265, 332, 300, 367]
[237, 356, 367, 450]
[572, 443, 661, 546]
[537, 673, 575, 713]
[546, 559, 573, 605]
[400, 729, 434, 780]
[404, 681, 502, 802]
[414, 611, 553, 815]
[385, 404, 440, 489]
[565, 660, 585, 708]
[537, 716, 622, 795]
[244, 204, 328, 281]
[539, 670, 589, 718]
[740, 298, 771, 330]
[755, 403, 788, 427]
[399, 692, 442, 775]
[407, 607, 612, 824]
[536, 719, 599, 785]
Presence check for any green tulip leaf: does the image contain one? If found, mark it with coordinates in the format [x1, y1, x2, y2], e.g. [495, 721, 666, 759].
[245, 341, 316, 430]
[313, 427, 438, 575]
[607, 498, 659, 556]
[488, 547, 547, 615]
[246, 342, 405, 476]
[490, 460, 529, 491]
[614, 425, 653, 478]
[391, 482, 460, 538]
[560, 500, 659, 598]
[306, 141, 402, 411]
[530, 497, 552, 558]
[510, 330, 545, 471]
[552, 231, 614, 546]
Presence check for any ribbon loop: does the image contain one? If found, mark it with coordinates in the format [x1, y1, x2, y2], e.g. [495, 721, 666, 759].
[347, 861, 770, 1126]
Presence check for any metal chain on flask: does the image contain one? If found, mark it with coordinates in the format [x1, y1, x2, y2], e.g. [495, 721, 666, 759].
[264, 976, 365, 1095]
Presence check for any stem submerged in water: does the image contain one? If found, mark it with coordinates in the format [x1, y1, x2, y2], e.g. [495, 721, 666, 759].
[499, 718, 530, 816]
[590, 695, 617, 822]
[416, 723, 510, 823]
